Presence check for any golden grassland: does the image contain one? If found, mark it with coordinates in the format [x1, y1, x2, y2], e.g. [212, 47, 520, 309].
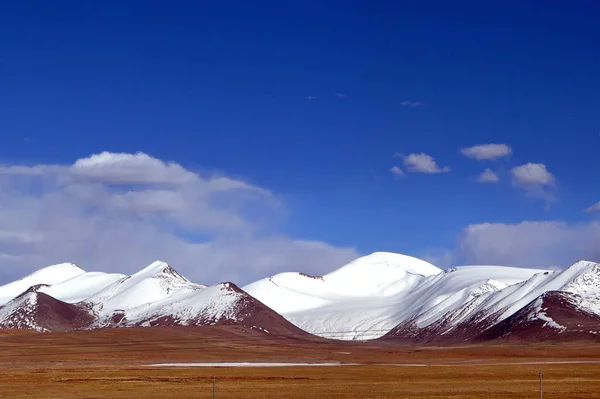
[0, 327, 599, 398]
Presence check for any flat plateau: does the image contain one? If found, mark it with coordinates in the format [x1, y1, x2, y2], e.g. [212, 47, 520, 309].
[0, 326, 599, 398]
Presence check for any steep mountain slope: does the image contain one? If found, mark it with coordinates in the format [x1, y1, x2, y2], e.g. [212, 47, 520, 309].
[0, 291, 94, 332]
[477, 291, 600, 341]
[385, 260, 600, 343]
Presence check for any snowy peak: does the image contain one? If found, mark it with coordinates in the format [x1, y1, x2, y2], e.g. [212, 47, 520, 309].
[218, 281, 245, 294]
[37, 272, 127, 304]
[323, 252, 442, 298]
[0, 262, 86, 306]
[87, 262, 205, 313]
[131, 260, 190, 282]
[328, 252, 442, 278]
[30, 262, 85, 275]
[562, 261, 600, 296]
[246, 255, 561, 341]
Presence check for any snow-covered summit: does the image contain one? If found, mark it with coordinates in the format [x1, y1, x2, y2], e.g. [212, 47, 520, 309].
[329, 252, 441, 278]
[85, 261, 206, 315]
[129, 260, 190, 282]
[244, 253, 557, 340]
[38, 271, 126, 303]
[0, 263, 85, 305]
[323, 252, 442, 297]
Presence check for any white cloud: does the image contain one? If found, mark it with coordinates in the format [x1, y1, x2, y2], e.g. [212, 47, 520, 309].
[460, 144, 512, 161]
[511, 163, 555, 185]
[584, 202, 600, 213]
[477, 168, 499, 183]
[395, 152, 450, 174]
[0, 152, 358, 285]
[400, 101, 424, 108]
[305, 96, 317, 100]
[335, 93, 346, 98]
[390, 166, 405, 178]
[70, 151, 199, 185]
[510, 163, 556, 204]
[459, 221, 600, 269]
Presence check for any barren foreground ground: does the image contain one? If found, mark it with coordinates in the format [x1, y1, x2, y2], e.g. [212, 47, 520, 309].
[0, 327, 599, 398]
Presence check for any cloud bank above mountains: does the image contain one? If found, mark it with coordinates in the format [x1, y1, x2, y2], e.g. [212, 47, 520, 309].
[0, 152, 358, 284]
[458, 221, 600, 269]
[0, 151, 598, 284]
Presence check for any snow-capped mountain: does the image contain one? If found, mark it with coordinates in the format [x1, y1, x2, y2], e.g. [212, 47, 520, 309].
[0, 252, 599, 342]
[0, 291, 94, 332]
[244, 252, 549, 340]
[0, 263, 86, 305]
[0, 261, 305, 335]
[477, 291, 600, 341]
[384, 260, 600, 343]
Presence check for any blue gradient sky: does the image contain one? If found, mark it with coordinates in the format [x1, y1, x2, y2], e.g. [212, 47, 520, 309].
[1, 1, 599, 281]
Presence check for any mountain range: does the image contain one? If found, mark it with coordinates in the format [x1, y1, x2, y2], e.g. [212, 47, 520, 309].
[1, 252, 599, 343]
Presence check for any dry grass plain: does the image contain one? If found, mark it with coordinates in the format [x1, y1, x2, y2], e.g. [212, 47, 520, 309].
[0, 326, 599, 398]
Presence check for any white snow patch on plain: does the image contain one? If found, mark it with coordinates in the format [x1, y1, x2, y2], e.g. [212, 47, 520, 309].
[148, 362, 349, 367]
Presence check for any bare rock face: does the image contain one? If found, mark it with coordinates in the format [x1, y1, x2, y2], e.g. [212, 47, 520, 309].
[477, 291, 600, 342]
[0, 292, 95, 332]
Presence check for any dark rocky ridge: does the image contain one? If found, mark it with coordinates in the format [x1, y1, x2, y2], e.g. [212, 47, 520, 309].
[0, 292, 94, 332]
[476, 291, 600, 342]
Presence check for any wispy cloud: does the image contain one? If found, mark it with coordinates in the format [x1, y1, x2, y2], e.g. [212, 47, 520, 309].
[335, 93, 346, 98]
[461, 144, 512, 161]
[305, 96, 317, 100]
[510, 163, 556, 205]
[394, 152, 450, 174]
[400, 101, 424, 108]
[459, 221, 600, 268]
[477, 168, 499, 183]
[585, 202, 600, 213]
[0, 152, 359, 284]
[390, 166, 405, 178]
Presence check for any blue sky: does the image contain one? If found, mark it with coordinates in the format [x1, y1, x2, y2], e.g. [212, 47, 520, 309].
[1, 1, 599, 283]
